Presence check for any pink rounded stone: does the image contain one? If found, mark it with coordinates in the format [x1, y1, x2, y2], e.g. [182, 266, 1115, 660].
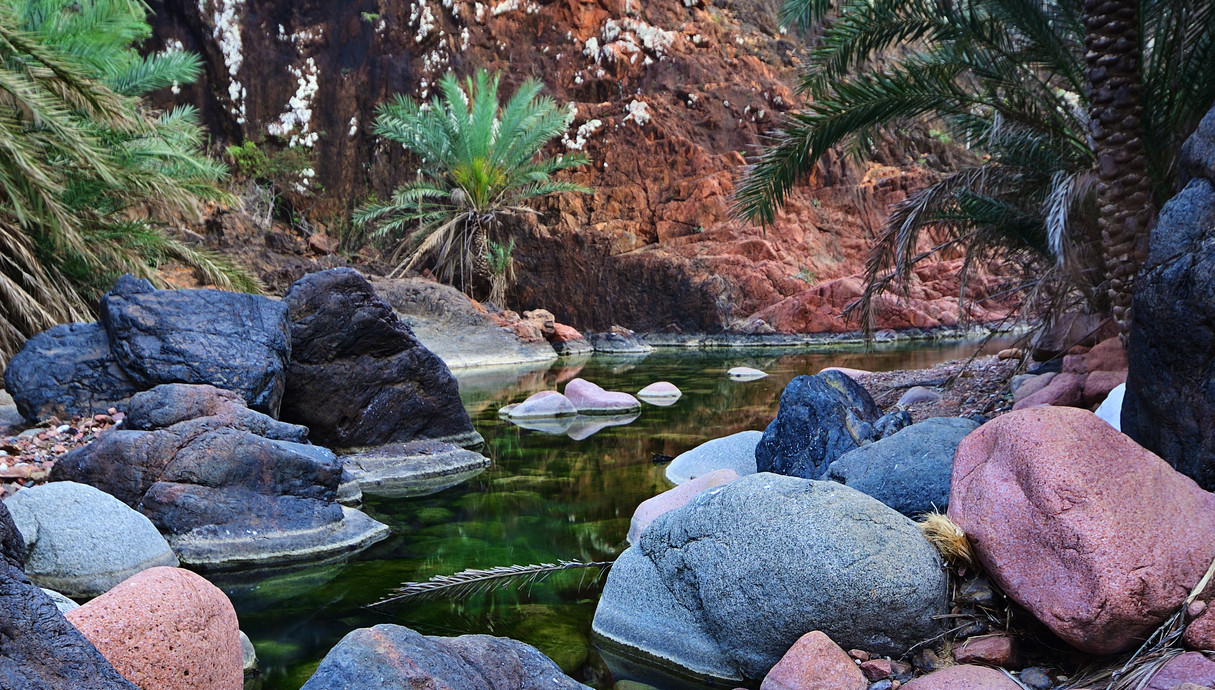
[948, 407, 1215, 654]
[507, 391, 577, 419]
[1185, 606, 1215, 650]
[1011, 372, 1085, 410]
[66, 566, 242, 690]
[819, 367, 869, 379]
[563, 378, 640, 414]
[627, 468, 740, 543]
[760, 631, 867, 690]
[1146, 652, 1215, 690]
[901, 665, 1022, 689]
[952, 634, 1021, 668]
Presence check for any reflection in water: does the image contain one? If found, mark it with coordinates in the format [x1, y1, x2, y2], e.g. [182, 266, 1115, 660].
[237, 341, 1008, 690]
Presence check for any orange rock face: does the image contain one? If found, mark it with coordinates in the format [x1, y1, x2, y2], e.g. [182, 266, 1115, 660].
[66, 566, 243, 690]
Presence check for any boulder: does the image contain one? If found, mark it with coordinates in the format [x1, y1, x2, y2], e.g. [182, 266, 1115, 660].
[759, 631, 867, 690]
[5, 481, 178, 598]
[1144, 652, 1215, 690]
[505, 391, 578, 419]
[563, 378, 641, 415]
[122, 383, 307, 441]
[896, 386, 942, 407]
[1011, 372, 1056, 403]
[100, 274, 291, 416]
[948, 407, 1215, 654]
[1095, 383, 1126, 431]
[552, 337, 593, 356]
[593, 473, 948, 682]
[587, 328, 653, 354]
[1123, 152, 1215, 489]
[627, 468, 740, 543]
[637, 382, 681, 406]
[370, 277, 558, 369]
[300, 623, 588, 689]
[66, 566, 243, 690]
[0, 501, 136, 689]
[1030, 312, 1116, 360]
[53, 384, 389, 570]
[901, 665, 1022, 690]
[281, 268, 480, 449]
[3, 322, 140, 422]
[1083, 370, 1127, 406]
[728, 366, 768, 381]
[1064, 336, 1128, 375]
[825, 417, 979, 516]
[1011, 372, 1084, 410]
[665, 430, 762, 484]
[340, 440, 490, 498]
[755, 372, 883, 479]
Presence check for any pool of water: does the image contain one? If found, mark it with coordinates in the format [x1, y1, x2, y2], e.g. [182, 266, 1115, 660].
[231, 341, 1006, 689]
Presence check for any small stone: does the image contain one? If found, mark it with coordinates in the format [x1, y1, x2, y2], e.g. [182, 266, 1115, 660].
[952, 634, 1021, 668]
[1189, 600, 1207, 619]
[637, 382, 682, 406]
[896, 386, 942, 407]
[506, 391, 577, 419]
[1018, 667, 1052, 690]
[913, 649, 946, 673]
[903, 665, 1022, 690]
[760, 631, 868, 690]
[564, 378, 641, 415]
[1145, 652, 1215, 690]
[997, 348, 1022, 360]
[849, 650, 871, 662]
[868, 682, 893, 690]
[728, 366, 768, 381]
[860, 659, 893, 680]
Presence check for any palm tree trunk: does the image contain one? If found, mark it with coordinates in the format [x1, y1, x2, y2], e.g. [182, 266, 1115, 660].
[1083, 0, 1155, 332]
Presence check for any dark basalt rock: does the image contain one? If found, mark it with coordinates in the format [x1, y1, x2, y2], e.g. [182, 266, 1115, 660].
[301, 623, 588, 690]
[281, 268, 480, 448]
[755, 371, 883, 479]
[100, 275, 291, 416]
[0, 501, 137, 690]
[53, 384, 388, 569]
[3, 322, 139, 422]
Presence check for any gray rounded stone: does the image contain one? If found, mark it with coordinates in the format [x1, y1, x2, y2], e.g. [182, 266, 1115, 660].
[665, 431, 762, 484]
[592, 473, 948, 682]
[40, 588, 80, 613]
[239, 631, 258, 675]
[5, 481, 178, 598]
[825, 417, 980, 516]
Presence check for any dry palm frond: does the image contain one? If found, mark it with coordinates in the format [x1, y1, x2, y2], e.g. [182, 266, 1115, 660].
[919, 512, 979, 571]
[369, 559, 614, 608]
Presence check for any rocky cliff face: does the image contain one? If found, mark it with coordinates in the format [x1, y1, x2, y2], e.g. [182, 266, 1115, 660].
[147, 0, 1003, 332]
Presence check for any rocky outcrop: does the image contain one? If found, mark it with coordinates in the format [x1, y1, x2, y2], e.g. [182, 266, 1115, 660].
[755, 371, 883, 479]
[301, 624, 588, 689]
[593, 473, 947, 682]
[52, 384, 389, 569]
[281, 268, 480, 448]
[66, 567, 243, 690]
[1124, 105, 1215, 490]
[949, 407, 1215, 655]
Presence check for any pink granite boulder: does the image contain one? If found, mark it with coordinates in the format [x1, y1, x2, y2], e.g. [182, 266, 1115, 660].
[66, 566, 242, 689]
[1145, 652, 1215, 690]
[627, 468, 740, 543]
[949, 407, 1215, 654]
[759, 631, 867, 690]
[564, 378, 641, 414]
[1012, 372, 1085, 410]
[504, 390, 577, 419]
[1012, 372, 1057, 404]
[901, 665, 1022, 690]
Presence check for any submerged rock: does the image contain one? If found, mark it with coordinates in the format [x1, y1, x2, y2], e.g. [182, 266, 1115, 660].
[340, 440, 490, 498]
[505, 391, 577, 419]
[593, 473, 947, 682]
[727, 366, 768, 381]
[564, 378, 641, 415]
[637, 381, 681, 406]
[755, 371, 883, 480]
[301, 623, 589, 689]
[665, 430, 761, 484]
[587, 329, 653, 354]
[281, 268, 480, 449]
[6, 481, 178, 598]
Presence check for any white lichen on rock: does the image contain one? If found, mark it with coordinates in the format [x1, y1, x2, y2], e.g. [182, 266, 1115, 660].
[623, 99, 651, 126]
[268, 57, 320, 147]
[202, 0, 247, 124]
[562, 115, 603, 150]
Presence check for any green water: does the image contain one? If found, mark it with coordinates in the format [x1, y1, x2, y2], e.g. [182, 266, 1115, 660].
[229, 342, 1005, 689]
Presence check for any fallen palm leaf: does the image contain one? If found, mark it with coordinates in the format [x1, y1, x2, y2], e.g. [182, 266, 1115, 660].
[368, 559, 615, 608]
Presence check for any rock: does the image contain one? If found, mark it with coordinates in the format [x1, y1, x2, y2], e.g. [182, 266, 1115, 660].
[665, 430, 762, 484]
[506, 391, 578, 419]
[1016, 667, 1052, 690]
[952, 634, 1021, 668]
[759, 631, 867, 690]
[819, 367, 870, 379]
[1145, 652, 1215, 690]
[1011, 372, 1057, 403]
[66, 566, 243, 690]
[341, 440, 491, 498]
[563, 378, 641, 415]
[3, 322, 140, 422]
[825, 417, 979, 516]
[100, 274, 291, 416]
[627, 468, 740, 544]
[587, 329, 653, 354]
[896, 386, 942, 407]
[593, 474, 948, 682]
[240, 631, 257, 676]
[728, 366, 768, 381]
[901, 665, 1022, 690]
[997, 348, 1022, 360]
[281, 268, 480, 449]
[1031, 312, 1116, 360]
[1181, 102, 1215, 183]
[565, 412, 639, 440]
[123, 383, 308, 441]
[859, 659, 892, 681]
[53, 385, 389, 570]
[948, 407, 1215, 654]
[0, 501, 137, 689]
[552, 337, 593, 356]
[755, 371, 883, 480]
[5, 481, 178, 598]
[1068, 337, 1128, 374]
[1011, 372, 1084, 410]
[637, 382, 682, 406]
[41, 588, 81, 613]
[1083, 370, 1127, 406]
[370, 277, 558, 369]
[873, 410, 912, 439]
[300, 623, 588, 689]
[1123, 163, 1215, 490]
[1184, 604, 1215, 650]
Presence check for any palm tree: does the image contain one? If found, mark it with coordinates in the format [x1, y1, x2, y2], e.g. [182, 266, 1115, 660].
[354, 69, 591, 295]
[0, 0, 255, 366]
[734, 0, 1215, 330]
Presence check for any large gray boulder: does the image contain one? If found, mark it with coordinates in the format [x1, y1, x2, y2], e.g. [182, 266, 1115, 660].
[592, 473, 948, 683]
[755, 371, 883, 479]
[301, 624, 589, 690]
[665, 430, 761, 484]
[1124, 104, 1215, 490]
[3, 322, 139, 422]
[825, 417, 979, 516]
[5, 482, 178, 598]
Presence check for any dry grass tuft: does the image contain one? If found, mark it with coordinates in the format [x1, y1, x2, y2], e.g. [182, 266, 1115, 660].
[919, 512, 979, 571]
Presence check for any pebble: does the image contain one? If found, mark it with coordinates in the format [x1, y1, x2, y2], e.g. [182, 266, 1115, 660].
[0, 412, 120, 498]
[868, 682, 893, 690]
[1018, 667, 1052, 690]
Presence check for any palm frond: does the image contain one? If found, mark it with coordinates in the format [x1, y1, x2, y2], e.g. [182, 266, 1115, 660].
[369, 560, 615, 607]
